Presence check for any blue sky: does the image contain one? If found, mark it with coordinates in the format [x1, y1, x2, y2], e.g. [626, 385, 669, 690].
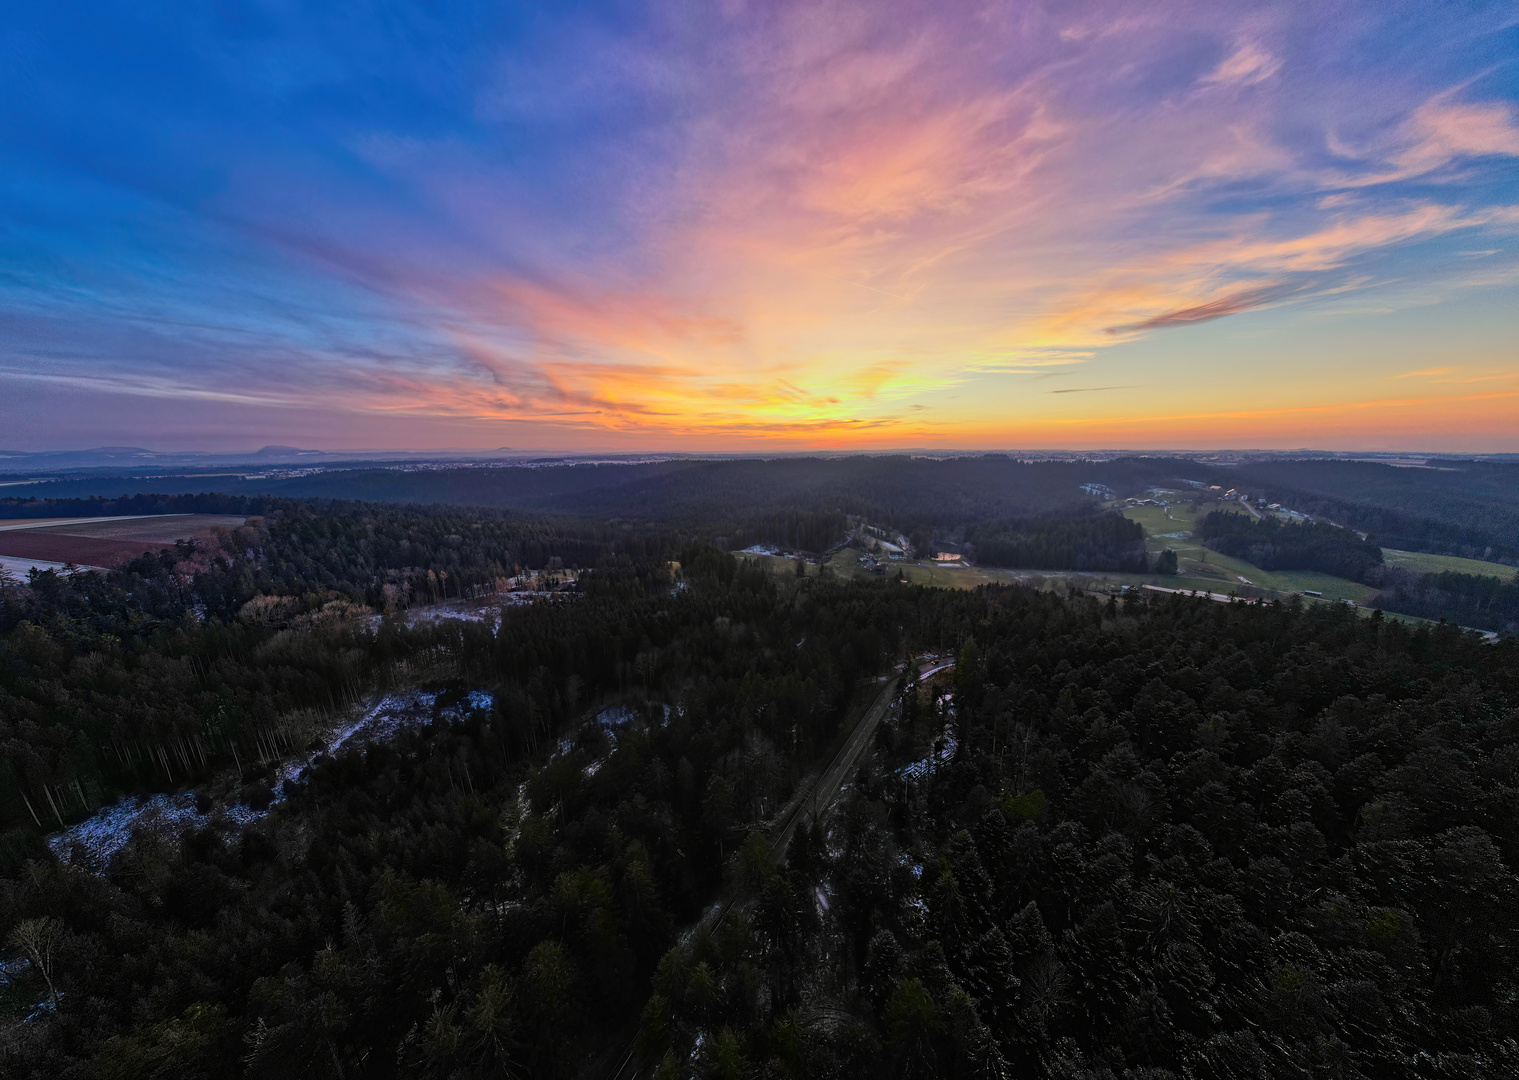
[3, 1, 1517, 451]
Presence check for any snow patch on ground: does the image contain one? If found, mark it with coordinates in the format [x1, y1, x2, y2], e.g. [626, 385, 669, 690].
[597, 705, 636, 730]
[327, 691, 440, 755]
[49, 792, 237, 867]
[49, 688, 493, 869]
[898, 725, 959, 781]
[366, 592, 574, 632]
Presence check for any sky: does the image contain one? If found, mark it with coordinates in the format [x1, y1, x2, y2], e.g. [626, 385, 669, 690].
[2, 0, 1518, 453]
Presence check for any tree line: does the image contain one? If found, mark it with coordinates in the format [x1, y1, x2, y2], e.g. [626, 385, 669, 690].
[968, 514, 1150, 573]
[2, 457, 1206, 542]
[1366, 566, 1519, 635]
[1197, 511, 1384, 581]
[1223, 459, 1519, 565]
[1197, 510, 1519, 632]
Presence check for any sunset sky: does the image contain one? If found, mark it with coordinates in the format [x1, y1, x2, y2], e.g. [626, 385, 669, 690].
[3, 1, 1517, 452]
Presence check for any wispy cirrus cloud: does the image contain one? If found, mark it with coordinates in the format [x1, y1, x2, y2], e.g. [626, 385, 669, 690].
[1325, 93, 1519, 188]
[1104, 286, 1297, 334]
[1031, 202, 1519, 350]
[1200, 41, 1281, 88]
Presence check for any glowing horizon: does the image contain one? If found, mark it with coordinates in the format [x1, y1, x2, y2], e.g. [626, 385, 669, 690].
[3, 2, 1517, 452]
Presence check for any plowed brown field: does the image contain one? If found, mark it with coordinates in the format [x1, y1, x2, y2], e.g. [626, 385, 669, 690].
[44, 515, 246, 542]
[0, 514, 246, 568]
[0, 534, 169, 568]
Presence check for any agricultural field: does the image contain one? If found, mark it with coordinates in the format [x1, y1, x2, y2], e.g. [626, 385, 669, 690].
[739, 545, 1436, 633]
[1383, 548, 1517, 579]
[821, 549, 1195, 596]
[854, 557, 1020, 590]
[1171, 546, 1378, 603]
[33, 514, 249, 542]
[0, 517, 86, 529]
[1119, 494, 1241, 542]
[0, 514, 246, 570]
[1119, 493, 1381, 604]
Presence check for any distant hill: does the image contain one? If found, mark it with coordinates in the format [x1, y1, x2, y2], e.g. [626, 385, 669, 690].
[0, 456, 1205, 534]
[1224, 459, 1519, 563]
[5, 454, 1519, 565]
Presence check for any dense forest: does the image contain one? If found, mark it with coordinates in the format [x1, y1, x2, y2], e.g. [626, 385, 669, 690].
[5, 488, 1519, 1077]
[1198, 511, 1384, 582]
[0, 516, 961, 1077]
[968, 514, 1150, 573]
[5, 538, 1518, 1076]
[724, 509, 848, 555]
[0, 492, 844, 562]
[0, 499, 678, 837]
[638, 592, 1519, 1078]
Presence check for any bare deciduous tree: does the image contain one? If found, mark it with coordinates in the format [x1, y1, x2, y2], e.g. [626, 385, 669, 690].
[9, 916, 62, 1006]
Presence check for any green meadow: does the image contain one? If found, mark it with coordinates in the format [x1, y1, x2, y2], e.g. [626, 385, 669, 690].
[1383, 548, 1517, 580]
[1121, 494, 1381, 603]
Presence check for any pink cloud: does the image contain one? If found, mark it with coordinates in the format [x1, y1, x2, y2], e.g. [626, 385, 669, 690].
[1394, 98, 1519, 174]
[1200, 41, 1281, 87]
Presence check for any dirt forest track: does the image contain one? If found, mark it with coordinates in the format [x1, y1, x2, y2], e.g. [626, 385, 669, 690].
[604, 659, 951, 1080]
[769, 672, 900, 864]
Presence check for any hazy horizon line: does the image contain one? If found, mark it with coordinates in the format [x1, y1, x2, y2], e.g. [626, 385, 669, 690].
[4, 444, 1519, 462]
